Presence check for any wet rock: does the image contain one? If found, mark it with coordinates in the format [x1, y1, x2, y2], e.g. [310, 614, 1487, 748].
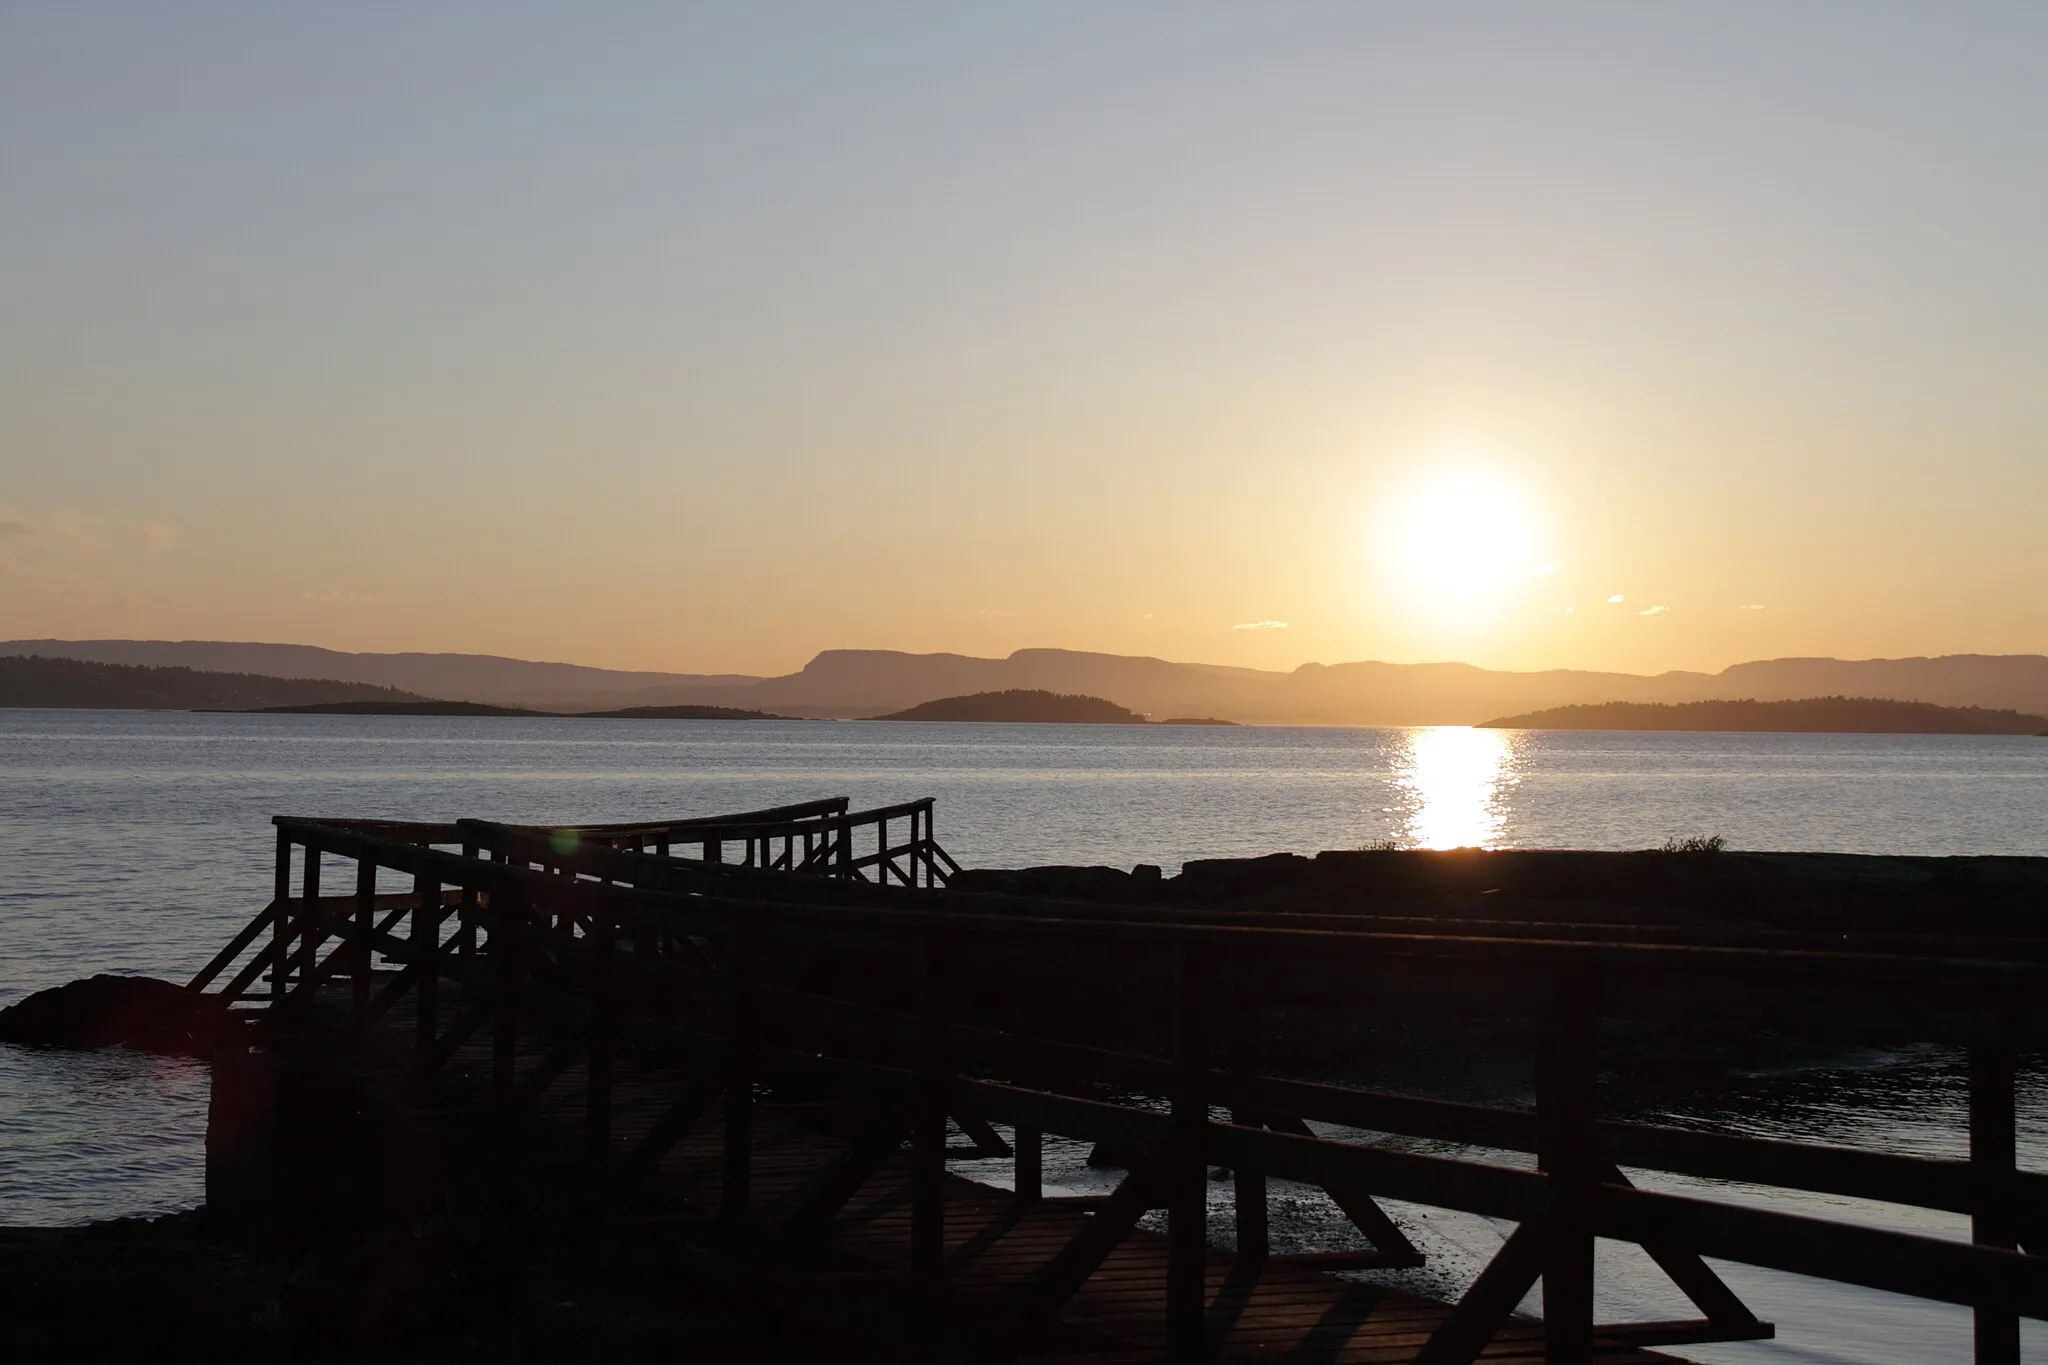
[0, 973, 236, 1056]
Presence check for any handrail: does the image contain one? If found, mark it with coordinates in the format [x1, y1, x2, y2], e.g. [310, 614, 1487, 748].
[193, 805, 2048, 1362]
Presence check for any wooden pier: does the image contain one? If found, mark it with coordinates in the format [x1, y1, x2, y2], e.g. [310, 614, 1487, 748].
[188, 799, 2048, 1363]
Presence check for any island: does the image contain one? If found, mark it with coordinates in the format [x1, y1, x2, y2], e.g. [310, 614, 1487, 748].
[1, 654, 428, 711]
[873, 689, 1147, 723]
[254, 700, 790, 720]
[1479, 696, 2048, 735]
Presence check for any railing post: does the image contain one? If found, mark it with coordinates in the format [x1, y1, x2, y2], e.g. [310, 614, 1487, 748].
[271, 829, 293, 1001]
[1231, 983, 1269, 1262]
[1972, 1042, 2020, 1365]
[1538, 964, 1599, 1365]
[293, 842, 322, 1000]
[723, 912, 757, 1230]
[353, 857, 375, 1008]
[492, 880, 522, 1110]
[1168, 939, 1213, 1364]
[587, 896, 615, 1202]
[414, 871, 438, 1055]
[837, 816, 853, 878]
[914, 928, 956, 1295]
[460, 842, 480, 957]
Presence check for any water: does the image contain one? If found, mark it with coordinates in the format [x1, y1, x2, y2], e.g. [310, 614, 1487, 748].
[3, 709, 2046, 1360]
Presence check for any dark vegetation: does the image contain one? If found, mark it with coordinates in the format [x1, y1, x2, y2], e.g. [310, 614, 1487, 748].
[258, 699, 547, 716]
[0, 654, 426, 710]
[258, 700, 790, 719]
[0, 659, 791, 718]
[873, 689, 1147, 723]
[1480, 695, 2048, 734]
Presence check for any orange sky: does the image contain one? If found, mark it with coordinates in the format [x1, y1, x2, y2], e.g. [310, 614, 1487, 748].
[5, 7, 2044, 677]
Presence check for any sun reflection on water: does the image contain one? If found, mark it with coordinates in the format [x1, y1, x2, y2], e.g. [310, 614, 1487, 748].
[1393, 726, 1518, 849]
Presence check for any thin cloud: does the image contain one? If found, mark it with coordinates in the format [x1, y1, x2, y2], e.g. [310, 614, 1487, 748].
[1638, 604, 1669, 616]
[1606, 594, 1624, 604]
[1739, 603, 1765, 610]
[1232, 619, 1290, 631]
[0, 520, 26, 537]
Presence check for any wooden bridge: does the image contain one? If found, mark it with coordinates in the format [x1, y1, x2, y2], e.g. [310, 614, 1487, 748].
[189, 799, 2048, 1363]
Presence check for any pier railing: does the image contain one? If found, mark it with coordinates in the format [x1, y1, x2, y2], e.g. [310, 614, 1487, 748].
[192, 809, 2048, 1365]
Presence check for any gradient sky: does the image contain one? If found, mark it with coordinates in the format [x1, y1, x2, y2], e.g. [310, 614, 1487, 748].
[4, 4, 2044, 677]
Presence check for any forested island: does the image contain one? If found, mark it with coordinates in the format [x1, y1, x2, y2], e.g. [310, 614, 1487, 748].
[875, 689, 1147, 723]
[0, 656, 788, 718]
[0, 655, 426, 710]
[1481, 696, 2048, 735]
[873, 689, 1241, 724]
[254, 700, 789, 720]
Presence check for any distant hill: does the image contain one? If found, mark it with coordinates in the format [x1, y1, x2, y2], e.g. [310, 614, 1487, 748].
[0, 638, 755, 712]
[874, 689, 1146, 723]
[584, 704, 789, 720]
[257, 700, 790, 719]
[10, 639, 2048, 727]
[1481, 697, 2048, 735]
[253, 700, 546, 717]
[0, 655, 429, 710]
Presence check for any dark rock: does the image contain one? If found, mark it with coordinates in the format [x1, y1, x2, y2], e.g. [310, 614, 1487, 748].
[0, 973, 235, 1056]
[950, 865, 1168, 905]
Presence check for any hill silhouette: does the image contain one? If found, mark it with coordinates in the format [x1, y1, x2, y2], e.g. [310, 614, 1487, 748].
[1481, 696, 2048, 735]
[874, 690, 1145, 723]
[9, 639, 2048, 726]
[0, 655, 428, 710]
[254, 700, 789, 719]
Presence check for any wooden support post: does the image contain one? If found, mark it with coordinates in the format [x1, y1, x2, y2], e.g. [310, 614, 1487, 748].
[1538, 965, 1599, 1365]
[492, 882, 522, 1110]
[413, 872, 438, 1055]
[1972, 1043, 2021, 1365]
[587, 898, 615, 1195]
[706, 836, 722, 865]
[914, 928, 955, 1292]
[723, 913, 757, 1230]
[353, 858, 375, 1008]
[460, 843, 480, 957]
[1231, 986, 1270, 1262]
[271, 829, 292, 1000]
[1168, 940, 1214, 1364]
[294, 843, 322, 1000]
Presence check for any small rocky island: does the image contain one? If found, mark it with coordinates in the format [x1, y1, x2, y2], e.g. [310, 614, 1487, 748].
[1480, 695, 2048, 734]
[872, 689, 1239, 724]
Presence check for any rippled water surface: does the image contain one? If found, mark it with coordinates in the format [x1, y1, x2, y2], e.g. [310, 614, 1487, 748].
[3, 710, 2045, 1360]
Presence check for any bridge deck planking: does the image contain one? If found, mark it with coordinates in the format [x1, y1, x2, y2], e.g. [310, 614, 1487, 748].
[295, 982, 1672, 1363]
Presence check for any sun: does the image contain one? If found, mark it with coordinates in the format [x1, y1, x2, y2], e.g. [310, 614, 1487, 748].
[1381, 470, 1543, 624]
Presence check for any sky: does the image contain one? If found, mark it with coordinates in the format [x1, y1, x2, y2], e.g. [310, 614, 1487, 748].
[3, 3, 2044, 678]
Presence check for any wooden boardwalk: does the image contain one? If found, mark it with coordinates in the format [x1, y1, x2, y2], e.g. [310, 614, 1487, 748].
[289, 985, 1673, 1362]
[193, 805, 2048, 1364]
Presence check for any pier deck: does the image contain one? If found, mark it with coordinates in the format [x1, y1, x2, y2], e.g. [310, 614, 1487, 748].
[289, 985, 1672, 1362]
[190, 802, 2048, 1363]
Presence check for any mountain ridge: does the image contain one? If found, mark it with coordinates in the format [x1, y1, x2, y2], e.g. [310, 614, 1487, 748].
[6, 638, 2045, 727]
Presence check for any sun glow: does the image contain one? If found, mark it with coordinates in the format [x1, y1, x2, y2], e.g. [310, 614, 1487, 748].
[1381, 469, 1543, 625]
[1394, 725, 1517, 850]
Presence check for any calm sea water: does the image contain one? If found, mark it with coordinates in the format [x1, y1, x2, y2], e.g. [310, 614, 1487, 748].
[3, 709, 2045, 1360]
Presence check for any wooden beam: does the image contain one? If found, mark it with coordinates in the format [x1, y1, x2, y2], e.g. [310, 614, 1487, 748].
[1167, 941, 1212, 1364]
